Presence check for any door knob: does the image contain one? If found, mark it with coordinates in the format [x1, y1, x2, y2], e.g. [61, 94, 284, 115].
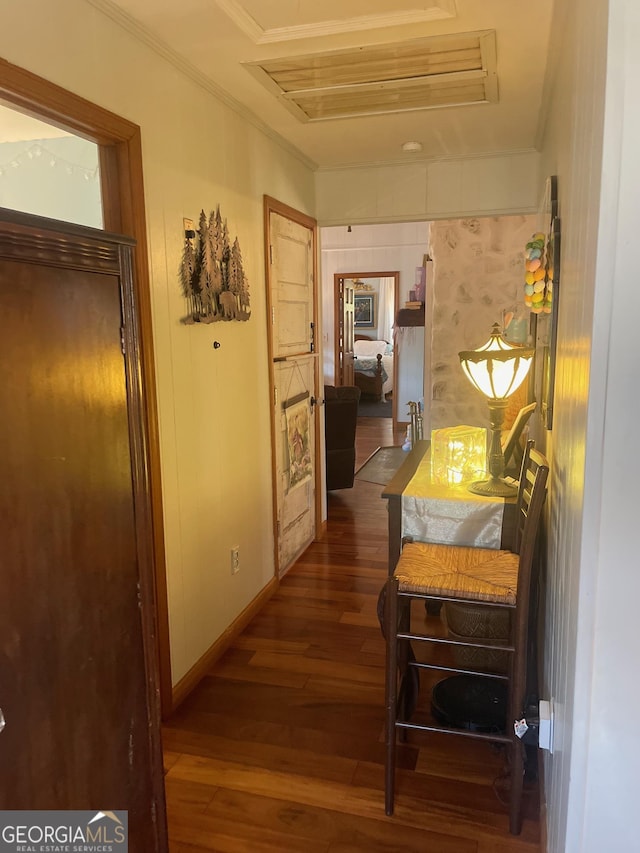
[0, 708, 5, 733]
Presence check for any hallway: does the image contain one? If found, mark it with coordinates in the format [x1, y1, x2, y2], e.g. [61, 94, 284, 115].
[163, 418, 541, 852]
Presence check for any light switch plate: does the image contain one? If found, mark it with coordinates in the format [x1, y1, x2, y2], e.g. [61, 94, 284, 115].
[539, 699, 554, 752]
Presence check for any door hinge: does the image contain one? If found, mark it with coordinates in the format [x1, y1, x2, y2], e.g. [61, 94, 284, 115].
[120, 326, 126, 355]
[272, 306, 276, 325]
[274, 386, 278, 407]
[269, 244, 273, 264]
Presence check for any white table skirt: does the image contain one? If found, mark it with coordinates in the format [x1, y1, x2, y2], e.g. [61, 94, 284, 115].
[401, 451, 504, 549]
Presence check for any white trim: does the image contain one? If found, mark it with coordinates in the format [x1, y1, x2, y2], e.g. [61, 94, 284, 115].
[215, 0, 457, 44]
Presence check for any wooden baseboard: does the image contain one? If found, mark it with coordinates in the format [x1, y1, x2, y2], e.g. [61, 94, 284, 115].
[169, 576, 279, 714]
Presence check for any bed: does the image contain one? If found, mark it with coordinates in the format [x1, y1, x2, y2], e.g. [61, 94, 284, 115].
[353, 336, 394, 402]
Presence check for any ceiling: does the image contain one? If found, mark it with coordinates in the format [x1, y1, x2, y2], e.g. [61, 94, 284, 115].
[99, 0, 555, 169]
[12, 0, 555, 170]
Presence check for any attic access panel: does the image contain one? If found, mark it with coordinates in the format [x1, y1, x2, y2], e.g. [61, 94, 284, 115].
[244, 30, 497, 122]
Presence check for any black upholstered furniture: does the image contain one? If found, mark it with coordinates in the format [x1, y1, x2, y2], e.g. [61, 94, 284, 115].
[324, 385, 361, 491]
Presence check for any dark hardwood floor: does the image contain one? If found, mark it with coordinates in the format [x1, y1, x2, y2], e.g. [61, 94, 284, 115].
[163, 416, 542, 853]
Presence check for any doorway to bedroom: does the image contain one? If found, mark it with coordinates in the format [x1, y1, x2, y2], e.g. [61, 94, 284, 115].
[322, 221, 430, 432]
[334, 270, 398, 423]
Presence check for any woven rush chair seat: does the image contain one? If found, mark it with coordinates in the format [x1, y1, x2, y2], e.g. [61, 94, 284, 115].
[384, 440, 549, 836]
[394, 541, 519, 604]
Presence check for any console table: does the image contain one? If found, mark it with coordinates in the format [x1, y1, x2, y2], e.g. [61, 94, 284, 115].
[382, 440, 515, 573]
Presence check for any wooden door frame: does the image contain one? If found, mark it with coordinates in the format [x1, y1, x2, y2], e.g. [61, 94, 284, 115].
[263, 195, 323, 572]
[336, 277, 355, 388]
[0, 59, 171, 720]
[333, 270, 399, 425]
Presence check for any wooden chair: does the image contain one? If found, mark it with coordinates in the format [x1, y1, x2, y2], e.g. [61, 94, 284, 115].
[384, 440, 549, 834]
[502, 402, 536, 476]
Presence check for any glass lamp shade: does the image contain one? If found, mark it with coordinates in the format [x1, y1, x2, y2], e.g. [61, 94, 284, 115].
[458, 323, 535, 497]
[459, 323, 534, 401]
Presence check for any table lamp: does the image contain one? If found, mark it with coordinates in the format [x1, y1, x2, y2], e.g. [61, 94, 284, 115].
[458, 323, 534, 497]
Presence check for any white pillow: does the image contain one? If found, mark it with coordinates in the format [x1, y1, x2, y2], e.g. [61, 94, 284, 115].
[354, 339, 387, 357]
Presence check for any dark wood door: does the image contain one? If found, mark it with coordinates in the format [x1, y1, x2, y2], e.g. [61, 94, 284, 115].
[0, 211, 166, 850]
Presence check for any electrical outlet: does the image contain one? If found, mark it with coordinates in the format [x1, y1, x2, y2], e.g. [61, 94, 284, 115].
[183, 217, 194, 233]
[231, 546, 240, 574]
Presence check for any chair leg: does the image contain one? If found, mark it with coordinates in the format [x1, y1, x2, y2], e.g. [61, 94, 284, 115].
[507, 635, 526, 834]
[509, 737, 525, 834]
[397, 596, 412, 740]
[384, 576, 399, 815]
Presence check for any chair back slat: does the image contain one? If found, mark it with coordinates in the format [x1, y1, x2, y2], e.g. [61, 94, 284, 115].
[512, 441, 549, 674]
[502, 402, 536, 474]
[514, 441, 548, 556]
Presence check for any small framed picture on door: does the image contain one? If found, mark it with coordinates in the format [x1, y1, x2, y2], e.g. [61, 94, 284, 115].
[354, 293, 376, 328]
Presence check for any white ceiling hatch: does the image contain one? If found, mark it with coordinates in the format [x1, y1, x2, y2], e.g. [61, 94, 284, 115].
[95, 0, 554, 169]
[216, 0, 458, 43]
[244, 31, 497, 122]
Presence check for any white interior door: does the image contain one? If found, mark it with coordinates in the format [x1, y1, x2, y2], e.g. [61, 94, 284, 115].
[266, 201, 319, 576]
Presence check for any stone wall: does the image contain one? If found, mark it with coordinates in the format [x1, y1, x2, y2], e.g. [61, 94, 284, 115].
[429, 214, 536, 429]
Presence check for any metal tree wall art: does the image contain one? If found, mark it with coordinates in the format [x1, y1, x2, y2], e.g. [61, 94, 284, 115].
[180, 206, 251, 323]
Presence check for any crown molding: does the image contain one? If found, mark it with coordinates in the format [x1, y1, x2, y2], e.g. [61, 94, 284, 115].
[215, 0, 457, 44]
[85, 0, 317, 171]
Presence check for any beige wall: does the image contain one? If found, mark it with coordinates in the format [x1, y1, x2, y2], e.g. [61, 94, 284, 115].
[0, 0, 315, 685]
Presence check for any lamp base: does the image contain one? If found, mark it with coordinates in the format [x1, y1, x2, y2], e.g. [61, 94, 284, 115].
[467, 476, 518, 498]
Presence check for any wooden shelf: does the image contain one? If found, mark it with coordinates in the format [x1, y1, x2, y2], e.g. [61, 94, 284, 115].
[395, 305, 425, 327]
